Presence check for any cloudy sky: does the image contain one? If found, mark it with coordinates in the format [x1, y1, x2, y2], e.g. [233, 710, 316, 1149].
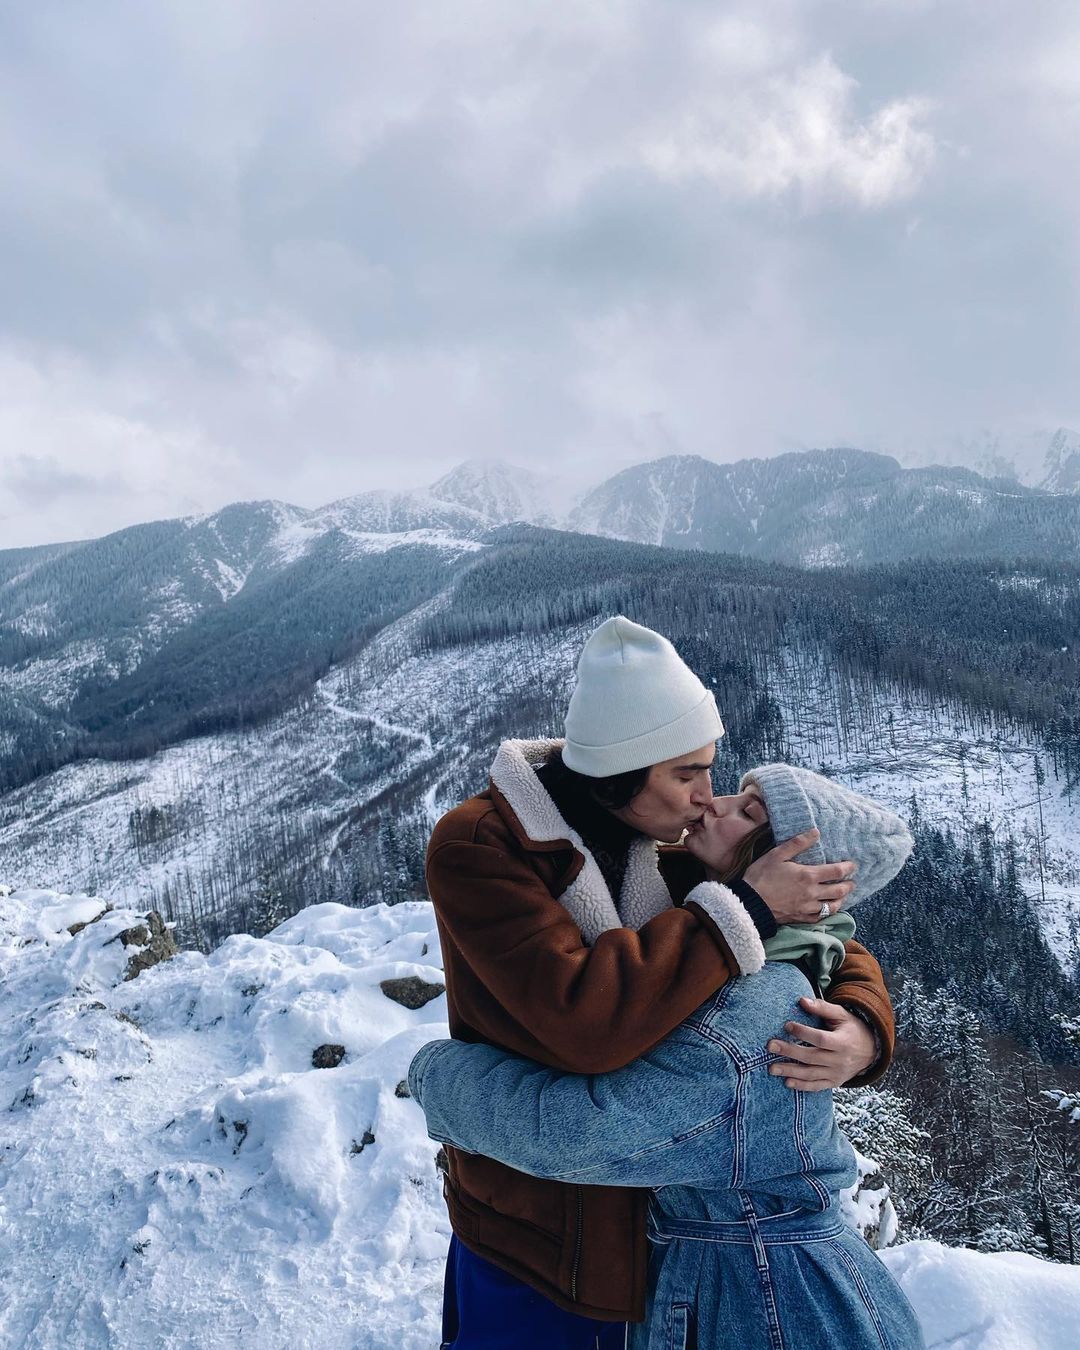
[3, 0, 1080, 547]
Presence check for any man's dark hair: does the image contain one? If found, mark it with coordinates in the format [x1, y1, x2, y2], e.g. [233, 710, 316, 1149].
[545, 747, 650, 811]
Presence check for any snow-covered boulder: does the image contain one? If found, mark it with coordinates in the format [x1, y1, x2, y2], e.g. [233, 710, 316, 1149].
[118, 910, 178, 980]
[841, 1148, 899, 1250]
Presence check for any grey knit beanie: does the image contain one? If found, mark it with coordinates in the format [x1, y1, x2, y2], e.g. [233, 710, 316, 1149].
[739, 764, 914, 905]
[563, 616, 725, 777]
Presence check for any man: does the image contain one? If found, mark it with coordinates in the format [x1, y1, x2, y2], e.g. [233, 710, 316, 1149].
[425, 615, 893, 1348]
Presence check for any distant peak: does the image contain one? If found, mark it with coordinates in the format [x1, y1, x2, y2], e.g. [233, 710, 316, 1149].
[648, 453, 716, 466]
[428, 457, 565, 526]
[430, 458, 536, 489]
[185, 498, 308, 526]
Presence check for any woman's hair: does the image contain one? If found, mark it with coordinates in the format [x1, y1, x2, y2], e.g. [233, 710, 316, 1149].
[546, 747, 651, 811]
[717, 820, 775, 886]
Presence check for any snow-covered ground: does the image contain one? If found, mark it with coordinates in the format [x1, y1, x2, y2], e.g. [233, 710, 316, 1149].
[881, 1242, 1080, 1350]
[1, 886, 1077, 1349]
[0, 886, 450, 1349]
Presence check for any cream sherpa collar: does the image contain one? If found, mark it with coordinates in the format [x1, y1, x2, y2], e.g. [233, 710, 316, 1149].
[488, 738, 675, 945]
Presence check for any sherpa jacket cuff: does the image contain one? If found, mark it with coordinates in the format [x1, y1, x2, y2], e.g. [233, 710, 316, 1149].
[725, 878, 778, 941]
[683, 880, 766, 975]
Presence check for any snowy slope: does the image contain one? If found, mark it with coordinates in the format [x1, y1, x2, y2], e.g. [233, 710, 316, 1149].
[3, 451, 1076, 805]
[0, 494, 484, 754]
[2, 619, 1077, 975]
[0, 607, 591, 927]
[879, 1242, 1080, 1349]
[1, 501, 312, 679]
[306, 487, 490, 540]
[564, 449, 1078, 564]
[1041, 427, 1080, 495]
[567, 454, 755, 548]
[767, 649, 1080, 972]
[0, 886, 451, 1349]
[1, 885, 1078, 1350]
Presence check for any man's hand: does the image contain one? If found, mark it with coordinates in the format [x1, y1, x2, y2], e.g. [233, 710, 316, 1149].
[743, 828, 856, 925]
[766, 996, 877, 1091]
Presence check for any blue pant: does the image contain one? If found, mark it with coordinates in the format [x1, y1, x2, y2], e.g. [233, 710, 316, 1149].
[441, 1234, 627, 1349]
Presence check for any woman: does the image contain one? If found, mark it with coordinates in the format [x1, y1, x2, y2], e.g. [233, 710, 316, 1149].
[410, 764, 925, 1350]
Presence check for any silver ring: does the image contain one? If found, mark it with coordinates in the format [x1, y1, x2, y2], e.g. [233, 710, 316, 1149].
[818, 901, 831, 920]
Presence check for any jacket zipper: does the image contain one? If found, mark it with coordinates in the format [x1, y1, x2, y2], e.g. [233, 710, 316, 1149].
[570, 1186, 584, 1301]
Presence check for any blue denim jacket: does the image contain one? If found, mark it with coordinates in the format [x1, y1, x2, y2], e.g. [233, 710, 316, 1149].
[410, 962, 924, 1350]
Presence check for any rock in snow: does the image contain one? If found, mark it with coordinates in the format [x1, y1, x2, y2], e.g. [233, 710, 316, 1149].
[379, 975, 446, 1010]
[0, 885, 1077, 1349]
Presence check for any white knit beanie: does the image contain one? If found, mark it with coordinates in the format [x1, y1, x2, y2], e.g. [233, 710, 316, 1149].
[739, 763, 914, 905]
[562, 616, 725, 777]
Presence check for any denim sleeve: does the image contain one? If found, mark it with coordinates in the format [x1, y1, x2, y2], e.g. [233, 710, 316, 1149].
[407, 1032, 736, 1188]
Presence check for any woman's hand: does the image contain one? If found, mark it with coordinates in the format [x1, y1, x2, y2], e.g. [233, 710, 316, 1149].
[766, 997, 878, 1090]
[743, 828, 856, 925]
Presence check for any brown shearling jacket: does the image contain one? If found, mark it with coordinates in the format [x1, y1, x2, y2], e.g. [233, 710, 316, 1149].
[425, 740, 896, 1324]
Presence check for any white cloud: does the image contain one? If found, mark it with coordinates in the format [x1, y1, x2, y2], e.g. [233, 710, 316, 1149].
[641, 55, 937, 209]
[0, 348, 224, 541]
[1, 1, 1080, 547]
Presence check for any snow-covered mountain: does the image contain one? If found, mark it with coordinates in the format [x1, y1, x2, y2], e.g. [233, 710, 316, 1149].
[429, 457, 569, 527]
[0, 461, 544, 751]
[1042, 428, 1080, 495]
[3, 448, 1076, 732]
[908, 426, 1080, 494]
[0, 495, 479, 716]
[1, 883, 1077, 1349]
[2, 459, 1079, 976]
[569, 453, 755, 548]
[2, 564, 1078, 983]
[567, 449, 1080, 564]
[567, 449, 900, 554]
[303, 487, 489, 540]
[7, 445, 1077, 666]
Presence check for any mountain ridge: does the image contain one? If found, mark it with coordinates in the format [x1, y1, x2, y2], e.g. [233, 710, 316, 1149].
[3, 445, 1079, 804]
[4, 444, 1078, 586]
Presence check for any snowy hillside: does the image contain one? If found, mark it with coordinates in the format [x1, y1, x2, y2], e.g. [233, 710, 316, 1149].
[0, 459, 541, 698]
[2, 608, 1076, 977]
[4, 451, 1079, 825]
[304, 487, 489, 540]
[1, 884, 1077, 1349]
[0, 886, 451, 1349]
[0, 611, 591, 940]
[766, 649, 1080, 973]
[565, 450, 901, 553]
[4, 448, 1075, 703]
[0, 495, 484, 769]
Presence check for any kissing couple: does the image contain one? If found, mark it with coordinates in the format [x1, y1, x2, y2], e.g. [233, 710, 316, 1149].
[411, 615, 924, 1349]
